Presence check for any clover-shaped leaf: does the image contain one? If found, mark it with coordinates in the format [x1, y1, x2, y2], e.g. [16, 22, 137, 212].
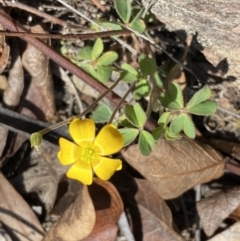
[139, 130, 155, 156]
[159, 82, 184, 110]
[114, 0, 131, 23]
[124, 103, 146, 128]
[118, 128, 139, 146]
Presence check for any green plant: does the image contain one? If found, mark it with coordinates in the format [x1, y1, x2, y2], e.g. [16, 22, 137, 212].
[72, 38, 118, 82]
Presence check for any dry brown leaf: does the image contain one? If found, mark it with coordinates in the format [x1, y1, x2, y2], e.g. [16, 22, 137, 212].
[197, 187, 240, 236]
[3, 38, 24, 107]
[207, 138, 240, 161]
[22, 25, 56, 121]
[112, 171, 183, 240]
[0, 43, 9, 74]
[207, 222, 240, 241]
[82, 178, 124, 241]
[0, 172, 44, 241]
[43, 184, 95, 241]
[122, 136, 224, 199]
[10, 142, 67, 213]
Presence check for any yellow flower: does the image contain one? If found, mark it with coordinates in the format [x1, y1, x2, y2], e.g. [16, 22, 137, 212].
[58, 118, 124, 185]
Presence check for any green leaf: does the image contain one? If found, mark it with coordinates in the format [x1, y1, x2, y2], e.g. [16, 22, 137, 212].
[124, 103, 146, 128]
[114, 0, 131, 23]
[139, 130, 155, 156]
[152, 126, 164, 141]
[96, 65, 112, 82]
[129, 19, 146, 33]
[164, 128, 182, 141]
[133, 79, 150, 100]
[90, 104, 112, 123]
[187, 85, 212, 109]
[159, 82, 184, 110]
[118, 128, 139, 146]
[170, 114, 185, 134]
[77, 46, 93, 60]
[182, 114, 196, 138]
[169, 113, 196, 138]
[153, 72, 163, 88]
[92, 38, 104, 60]
[121, 63, 138, 75]
[120, 63, 139, 83]
[139, 58, 156, 76]
[129, 8, 145, 33]
[158, 111, 172, 128]
[187, 100, 218, 116]
[97, 51, 118, 65]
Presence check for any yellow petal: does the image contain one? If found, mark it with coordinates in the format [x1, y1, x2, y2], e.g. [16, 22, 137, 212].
[93, 125, 124, 155]
[67, 160, 93, 185]
[58, 138, 81, 165]
[91, 156, 122, 181]
[69, 118, 95, 147]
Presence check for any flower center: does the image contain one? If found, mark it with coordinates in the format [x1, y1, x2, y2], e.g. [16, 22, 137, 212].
[81, 148, 95, 163]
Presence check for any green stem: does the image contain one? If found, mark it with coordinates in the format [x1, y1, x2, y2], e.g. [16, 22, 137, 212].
[39, 78, 122, 136]
[108, 81, 136, 124]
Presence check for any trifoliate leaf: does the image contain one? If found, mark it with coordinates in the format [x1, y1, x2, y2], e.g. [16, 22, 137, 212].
[159, 82, 184, 110]
[97, 51, 118, 65]
[139, 130, 155, 156]
[92, 38, 104, 60]
[187, 100, 218, 116]
[187, 85, 212, 109]
[118, 128, 139, 146]
[114, 0, 131, 23]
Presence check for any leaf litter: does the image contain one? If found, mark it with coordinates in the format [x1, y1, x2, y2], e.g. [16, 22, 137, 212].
[0, 0, 239, 241]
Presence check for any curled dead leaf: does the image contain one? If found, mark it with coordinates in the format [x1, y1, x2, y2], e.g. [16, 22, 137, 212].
[22, 25, 56, 121]
[81, 178, 124, 241]
[43, 184, 95, 241]
[122, 136, 224, 199]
